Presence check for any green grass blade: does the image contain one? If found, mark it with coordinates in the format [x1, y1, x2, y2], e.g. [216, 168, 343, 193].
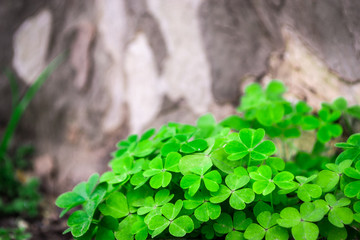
[5, 69, 20, 109]
[0, 54, 64, 159]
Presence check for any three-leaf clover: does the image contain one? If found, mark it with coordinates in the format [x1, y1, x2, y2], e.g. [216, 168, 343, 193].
[136, 189, 174, 224]
[277, 201, 329, 240]
[244, 211, 288, 240]
[213, 212, 252, 240]
[335, 133, 360, 164]
[179, 154, 222, 196]
[343, 160, 360, 198]
[296, 175, 322, 202]
[316, 107, 343, 143]
[183, 191, 221, 222]
[325, 193, 353, 227]
[325, 159, 352, 190]
[238, 81, 286, 126]
[143, 153, 181, 189]
[249, 165, 297, 195]
[56, 174, 107, 237]
[210, 167, 255, 210]
[148, 200, 194, 237]
[225, 128, 276, 166]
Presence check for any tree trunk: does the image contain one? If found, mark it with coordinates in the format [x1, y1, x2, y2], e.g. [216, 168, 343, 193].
[1, 0, 360, 193]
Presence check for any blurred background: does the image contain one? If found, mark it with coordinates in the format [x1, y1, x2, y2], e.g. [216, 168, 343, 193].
[0, 0, 360, 238]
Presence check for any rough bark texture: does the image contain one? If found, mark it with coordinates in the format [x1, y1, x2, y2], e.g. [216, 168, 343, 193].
[1, 0, 359, 193]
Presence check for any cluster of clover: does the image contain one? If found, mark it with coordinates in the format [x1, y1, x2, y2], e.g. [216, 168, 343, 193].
[56, 81, 360, 240]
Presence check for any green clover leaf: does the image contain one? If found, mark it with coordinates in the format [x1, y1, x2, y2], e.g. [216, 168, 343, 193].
[183, 191, 221, 222]
[353, 201, 360, 223]
[179, 154, 221, 195]
[296, 175, 322, 202]
[143, 153, 181, 189]
[220, 115, 250, 131]
[325, 193, 353, 227]
[335, 133, 360, 164]
[250, 165, 296, 195]
[56, 173, 106, 218]
[136, 189, 174, 225]
[315, 107, 343, 143]
[244, 211, 288, 240]
[99, 191, 129, 219]
[95, 216, 119, 240]
[160, 142, 180, 156]
[148, 200, 194, 238]
[277, 207, 319, 240]
[180, 139, 208, 153]
[256, 102, 285, 126]
[179, 154, 212, 175]
[114, 214, 138, 240]
[214, 212, 252, 240]
[343, 161, 360, 198]
[180, 170, 222, 196]
[225, 128, 276, 166]
[314, 170, 339, 193]
[210, 167, 254, 210]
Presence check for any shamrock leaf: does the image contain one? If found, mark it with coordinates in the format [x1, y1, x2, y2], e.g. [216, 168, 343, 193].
[114, 214, 138, 240]
[109, 156, 143, 184]
[316, 107, 343, 143]
[136, 189, 174, 225]
[95, 216, 119, 240]
[266, 157, 285, 172]
[250, 165, 297, 195]
[56, 173, 107, 218]
[225, 128, 276, 166]
[256, 103, 285, 126]
[353, 201, 360, 223]
[148, 200, 194, 237]
[179, 154, 221, 195]
[195, 113, 217, 138]
[238, 81, 287, 126]
[335, 133, 360, 164]
[325, 193, 353, 227]
[160, 142, 180, 156]
[314, 170, 339, 193]
[143, 153, 181, 189]
[213, 212, 252, 240]
[67, 210, 92, 237]
[99, 192, 129, 219]
[296, 175, 322, 202]
[180, 139, 208, 153]
[113, 134, 138, 157]
[183, 191, 221, 222]
[201, 223, 215, 239]
[220, 115, 250, 131]
[130, 216, 149, 240]
[179, 154, 212, 175]
[210, 167, 255, 210]
[277, 201, 329, 240]
[244, 211, 288, 240]
[342, 161, 360, 198]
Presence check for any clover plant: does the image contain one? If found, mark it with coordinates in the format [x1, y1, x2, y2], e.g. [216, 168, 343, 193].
[56, 80, 360, 239]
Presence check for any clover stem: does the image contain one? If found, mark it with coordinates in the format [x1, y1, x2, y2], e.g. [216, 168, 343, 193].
[247, 155, 252, 167]
[270, 192, 274, 210]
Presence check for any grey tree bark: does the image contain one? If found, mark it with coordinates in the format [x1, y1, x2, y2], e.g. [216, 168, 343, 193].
[0, 0, 359, 192]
